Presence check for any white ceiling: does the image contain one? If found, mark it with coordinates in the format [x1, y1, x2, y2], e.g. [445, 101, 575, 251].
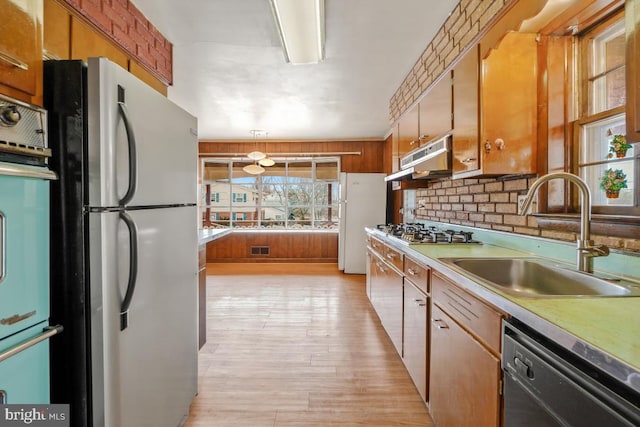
[130, 0, 457, 140]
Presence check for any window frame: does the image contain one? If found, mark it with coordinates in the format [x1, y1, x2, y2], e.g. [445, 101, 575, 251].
[200, 157, 341, 230]
[573, 9, 639, 216]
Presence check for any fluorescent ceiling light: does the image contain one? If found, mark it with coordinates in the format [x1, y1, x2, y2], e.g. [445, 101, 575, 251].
[270, 0, 325, 64]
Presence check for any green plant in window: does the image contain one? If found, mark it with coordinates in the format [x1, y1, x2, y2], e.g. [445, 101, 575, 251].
[607, 134, 632, 158]
[599, 168, 627, 198]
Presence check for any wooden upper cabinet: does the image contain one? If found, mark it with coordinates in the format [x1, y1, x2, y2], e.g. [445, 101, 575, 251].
[419, 71, 453, 143]
[397, 104, 420, 158]
[43, 0, 70, 60]
[0, 0, 43, 105]
[480, 31, 538, 175]
[70, 16, 128, 70]
[43, 0, 168, 96]
[627, 0, 640, 142]
[452, 32, 538, 179]
[130, 60, 168, 97]
[452, 45, 480, 177]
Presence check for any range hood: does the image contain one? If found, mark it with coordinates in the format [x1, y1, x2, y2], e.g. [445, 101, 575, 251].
[385, 133, 452, 182]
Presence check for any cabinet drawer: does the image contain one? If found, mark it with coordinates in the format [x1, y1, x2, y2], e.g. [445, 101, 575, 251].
[431, 272, 503, 355]
[404, 257, 429, 294]
[383, 245, 404, 271]
[369, 236, 385, 257]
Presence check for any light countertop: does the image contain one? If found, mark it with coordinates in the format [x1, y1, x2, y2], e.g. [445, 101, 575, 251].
[199, 228, 231, 245]
[367, 227, 640, 394]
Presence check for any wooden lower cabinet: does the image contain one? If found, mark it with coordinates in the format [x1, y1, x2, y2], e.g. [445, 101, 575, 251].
[429, 304, 501, 427]
[369, 252, 403, 355]
[403, 280, 428, 402]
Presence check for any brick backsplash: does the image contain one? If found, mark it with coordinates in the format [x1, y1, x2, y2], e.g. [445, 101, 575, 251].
[63, 0, 172, 85]
[413, 176, 640, 253]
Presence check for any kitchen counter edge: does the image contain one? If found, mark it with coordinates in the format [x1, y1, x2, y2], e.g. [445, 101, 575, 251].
[365, 227, 640, 395]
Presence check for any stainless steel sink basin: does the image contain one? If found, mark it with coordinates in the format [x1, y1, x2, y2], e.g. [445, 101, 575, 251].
[441, 258, 640, 297]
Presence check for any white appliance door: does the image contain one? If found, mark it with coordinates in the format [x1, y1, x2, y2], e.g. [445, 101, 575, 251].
[89, 206, 198, 427]
[338, 172, 347, 270]
[342, 173, 387, 274]
[86, 57, 198, 208]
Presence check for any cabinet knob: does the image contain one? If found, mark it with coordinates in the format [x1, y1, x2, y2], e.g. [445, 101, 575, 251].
[0, 105, 21, 127]
[432, 318, 449, 329]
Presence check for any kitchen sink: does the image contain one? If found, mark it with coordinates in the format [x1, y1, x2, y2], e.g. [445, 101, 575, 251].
[441, 258, 640, 297]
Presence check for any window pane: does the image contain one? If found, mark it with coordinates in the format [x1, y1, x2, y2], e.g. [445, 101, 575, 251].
[262, 205, 286, 227]
[588, 19, 626, 114]
[288, 161, 313, 183]
[261, 163, 287, 181]
[582, 161, 634, 206]
[314, 206, 340, 228]
[316, 161, 339, 180]
[199, 158, 340, 229]
[593, 22, 625, 74]
[580, 114, 626, 164]
[288, 184, 313, 206]
[262, 184, 286, 204]
[287, 207, 312, 221]
[203, 161, 229, 181]
[231, 162, 256, 181]
[579, 113, 634, 207]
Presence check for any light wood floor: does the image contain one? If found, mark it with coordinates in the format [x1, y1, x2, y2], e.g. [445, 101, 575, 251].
[184, 263, 434, 427]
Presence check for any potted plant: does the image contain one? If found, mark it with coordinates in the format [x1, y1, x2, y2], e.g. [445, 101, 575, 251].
[607, 134, 632, 158]
[599, 168, 627, 198]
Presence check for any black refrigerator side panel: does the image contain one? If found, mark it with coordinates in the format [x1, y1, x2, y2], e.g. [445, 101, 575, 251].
[44, 60, 92, 427]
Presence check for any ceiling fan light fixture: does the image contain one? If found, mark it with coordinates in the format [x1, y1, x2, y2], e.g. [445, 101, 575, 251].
[270, 0, 325, 65]
[243, 163, 265, 175]
[247, 151, 266, 161]
[258, 157, 276, 167]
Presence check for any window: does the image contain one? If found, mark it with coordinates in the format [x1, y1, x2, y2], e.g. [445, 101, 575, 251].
[200, 158, 340, 229]
[576, 11, 638, 215]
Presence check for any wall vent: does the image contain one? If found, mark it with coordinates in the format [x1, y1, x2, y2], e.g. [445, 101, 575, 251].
[250, 246, 270, 256]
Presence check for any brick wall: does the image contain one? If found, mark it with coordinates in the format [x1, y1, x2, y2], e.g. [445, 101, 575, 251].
[392, 0, 639, 253]
[415, 177, 640, 252]
[63, 0, 172, 84]
[390, 0, 512, 122]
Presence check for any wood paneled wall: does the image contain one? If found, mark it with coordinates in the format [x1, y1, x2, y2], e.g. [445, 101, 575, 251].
[199, 139, 386, 173]
[206, 232, 339, 263]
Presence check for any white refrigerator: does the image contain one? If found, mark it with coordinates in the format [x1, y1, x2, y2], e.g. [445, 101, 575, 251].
[45, 58, 198, 427]
[338, 173, 387, 274]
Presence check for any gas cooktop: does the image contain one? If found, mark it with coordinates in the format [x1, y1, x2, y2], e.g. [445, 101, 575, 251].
[376, 223, 480, 245]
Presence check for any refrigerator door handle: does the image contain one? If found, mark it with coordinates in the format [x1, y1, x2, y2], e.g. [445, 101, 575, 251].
[117, 96, 138, 206]
[0, 325, 63, 363]
[0, 210, 4, 284]
[119, 211, 139, 331]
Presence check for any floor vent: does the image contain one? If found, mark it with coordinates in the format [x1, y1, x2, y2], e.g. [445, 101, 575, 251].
[250, 246, 270, 256]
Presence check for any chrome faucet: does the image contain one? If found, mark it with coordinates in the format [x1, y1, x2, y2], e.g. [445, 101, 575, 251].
[518, 172, 609, 273]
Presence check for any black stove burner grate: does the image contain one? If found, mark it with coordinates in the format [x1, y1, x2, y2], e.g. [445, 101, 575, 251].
[377, 223, 480, 244]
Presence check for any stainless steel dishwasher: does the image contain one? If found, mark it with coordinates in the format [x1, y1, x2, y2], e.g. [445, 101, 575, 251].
[502, 319, 640, 426]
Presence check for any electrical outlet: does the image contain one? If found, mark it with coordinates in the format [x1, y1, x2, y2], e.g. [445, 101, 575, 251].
[418, 199, 426, 208]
